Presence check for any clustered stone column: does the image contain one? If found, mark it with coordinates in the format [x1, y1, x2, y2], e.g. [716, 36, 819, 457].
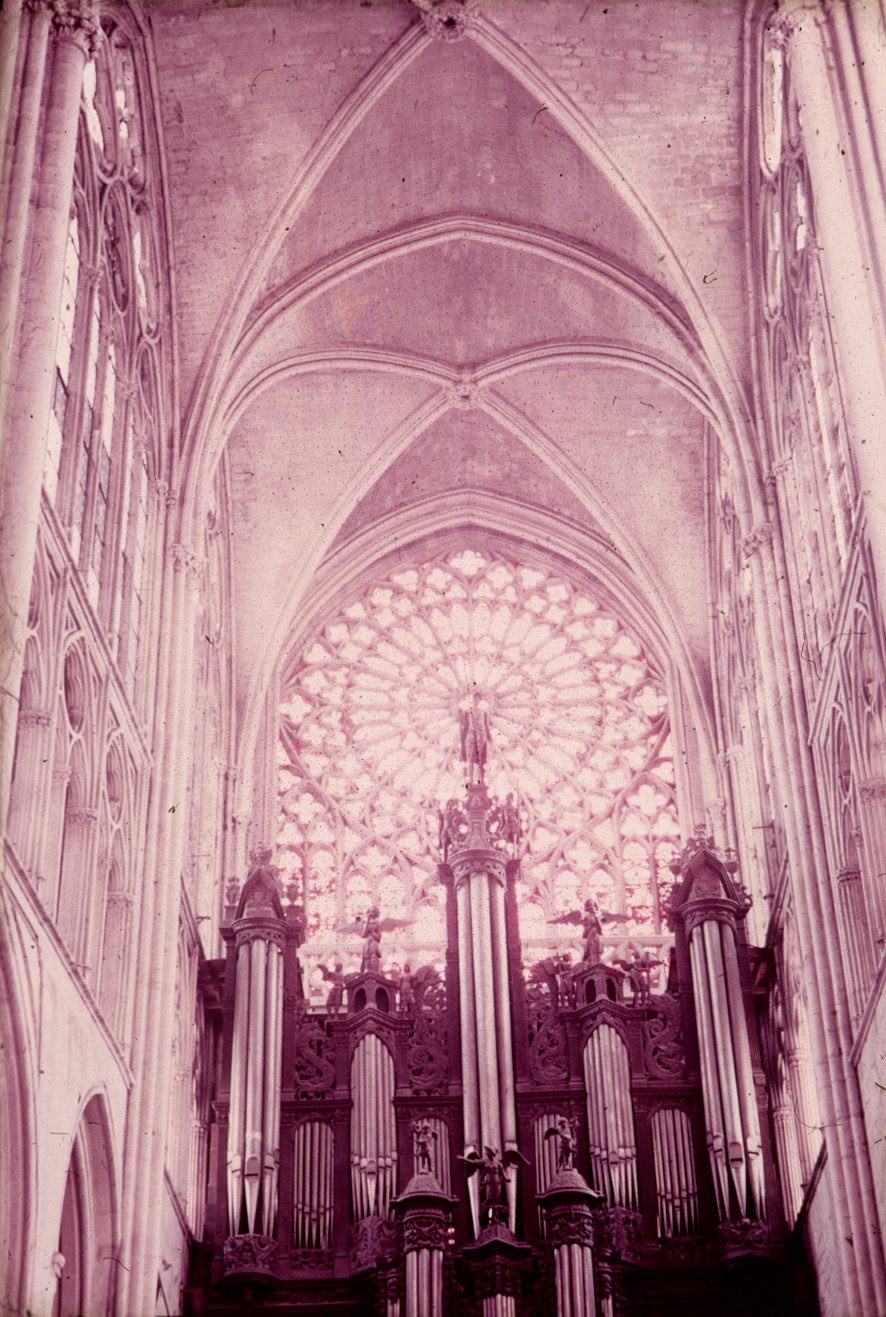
[0, 1, 98, 827]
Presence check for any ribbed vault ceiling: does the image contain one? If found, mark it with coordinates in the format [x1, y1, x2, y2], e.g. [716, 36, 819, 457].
[151, 0, 751, 735]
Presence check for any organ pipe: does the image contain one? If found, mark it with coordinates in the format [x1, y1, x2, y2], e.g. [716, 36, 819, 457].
[293, 1121, 333, 1249]
[649, 1108, 699, 1237]
[350, 1033, 397, 1220]
[450, 784, 519, 1239]
[583, 1025, 638, 1209]
[689, 915, 765, 1218]
[227, 911, 285, 1238]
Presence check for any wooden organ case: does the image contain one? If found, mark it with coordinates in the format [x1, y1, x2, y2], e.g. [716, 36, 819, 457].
[190, 801, 812, 1316]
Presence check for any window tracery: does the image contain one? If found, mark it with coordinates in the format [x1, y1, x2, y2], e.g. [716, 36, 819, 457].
[277, 550, 680, 997]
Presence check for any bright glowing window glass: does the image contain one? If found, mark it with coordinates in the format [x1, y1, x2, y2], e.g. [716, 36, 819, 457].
[278, 550, 679, 997]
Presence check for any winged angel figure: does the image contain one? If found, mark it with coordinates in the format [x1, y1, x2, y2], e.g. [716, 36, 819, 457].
[458, 1146, 529, 1227]
[548, 897, 630, 965]
[337, 906, 411, 974]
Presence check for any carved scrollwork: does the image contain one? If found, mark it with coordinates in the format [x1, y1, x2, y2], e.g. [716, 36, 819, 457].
[592, 1207, 643, 1263]
[349, 1215, 401, 1270]
[290, 1247, 332, 1271]
[292, 1015, 335, 1099]
[222, 1233, 277, 1275]
[526, 993, 568, 1084]
[403, 1210, 448, 1253]
[407, 973, 448, 1095]
[233, 920, 286, 950]
[717, 1217, 771, 1257]
[547, 1205, 594, 1250]
[474, 1258, 524, 1300]
[658, 1235, 704, 1265]
[642, 992, 685, 1079]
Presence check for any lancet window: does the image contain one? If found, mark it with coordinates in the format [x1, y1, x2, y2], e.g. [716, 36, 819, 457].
[277, 549, 681, 999]
[45, 17, 166, 670]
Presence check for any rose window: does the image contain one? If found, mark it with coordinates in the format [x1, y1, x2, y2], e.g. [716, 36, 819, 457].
[277, 550, 680, 1000]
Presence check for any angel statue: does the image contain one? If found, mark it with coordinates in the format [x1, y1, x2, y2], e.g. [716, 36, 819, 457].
[412, 1118, 437, 1174]
[529, 952, 574, 1012]
[458, 1145, 529, 1227]
[549, 897, 630, 966]
[319, 961, 346, 1015]
[398, 963, 440, 1014]
[612, 947, 662, 1007]
[544, 1116, 578, 1171]
[459, 691, 491, 785]
[338, 904, 409, 975]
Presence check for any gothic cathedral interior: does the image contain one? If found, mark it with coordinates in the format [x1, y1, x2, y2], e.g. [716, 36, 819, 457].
[2, 2, 886, 1315]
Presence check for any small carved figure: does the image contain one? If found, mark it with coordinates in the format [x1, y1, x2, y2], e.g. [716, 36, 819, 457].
[613, 948, 661, 1007]
[398, 964, 416, 1013]
[319, 962, 346, 1015]
[458, 1145, 529, 1227]
[412, 1118, 437, 1174]
[459, 692, 491, 785]
[360, 905, 382, 973]
[544, 1116, 578, 1170]
[548, 898, 630, 965]
[530, 952, 573, 1011]
[501, 792, 522, 852]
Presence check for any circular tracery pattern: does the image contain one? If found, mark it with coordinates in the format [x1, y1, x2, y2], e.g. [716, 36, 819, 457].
[278, 550, 680, 990]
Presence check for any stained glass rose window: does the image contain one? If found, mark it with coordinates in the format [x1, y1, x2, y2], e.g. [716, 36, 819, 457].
[277, 550, 680, 999]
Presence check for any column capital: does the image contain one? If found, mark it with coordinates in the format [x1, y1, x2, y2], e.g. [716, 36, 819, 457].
[50, 1, 101, 57]
[775, 0, 826, 38]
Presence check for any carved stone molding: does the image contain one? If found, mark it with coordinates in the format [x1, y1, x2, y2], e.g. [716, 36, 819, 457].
[741, 523, 775, 558]
[775, 0, 825, 38]
[861, 778, 886, 804]
[65, 806, 98, 829]
[50, 2, 101, 56]
[412, 0, 477, 42]
[171, 542, 203, 578]
[19, 709, 52, 728]
[445, 378, 481, 409]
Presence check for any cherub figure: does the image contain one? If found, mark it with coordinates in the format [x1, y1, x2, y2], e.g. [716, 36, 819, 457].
[319, 961, 346, 1015]
[544, 1116, 578, 1171]
[458, 1145, 529, 1227]
[412, 1118, 437, 1174]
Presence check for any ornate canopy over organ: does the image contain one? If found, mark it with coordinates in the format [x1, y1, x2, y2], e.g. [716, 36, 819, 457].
[193, 736, 804, 1316]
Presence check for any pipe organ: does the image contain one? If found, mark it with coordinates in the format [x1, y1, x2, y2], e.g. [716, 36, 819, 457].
[194, 825, 804, 1315]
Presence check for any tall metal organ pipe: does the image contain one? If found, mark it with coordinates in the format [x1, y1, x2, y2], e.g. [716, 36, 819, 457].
[677, 845, 766, 1222]
[449, 784, 520, 1238]
[582, 1025, 638, 1209]
[226, 914, 285, 1238]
